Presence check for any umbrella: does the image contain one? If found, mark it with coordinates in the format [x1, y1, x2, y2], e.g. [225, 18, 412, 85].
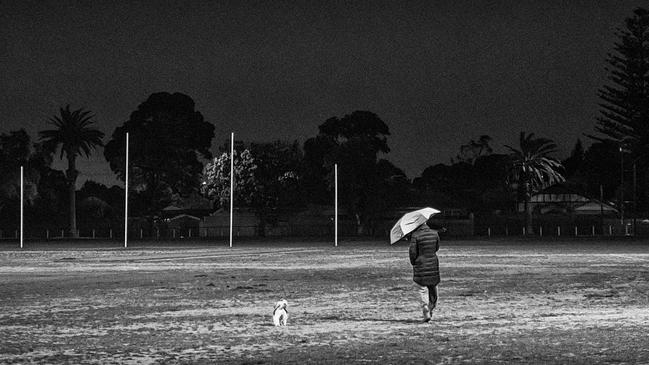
[390, 207, 441, 244]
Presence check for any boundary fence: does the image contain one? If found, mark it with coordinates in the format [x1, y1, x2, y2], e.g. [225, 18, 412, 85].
[0, 224, 354, 241]
[478, 222, 636, 237]
[3, 220, 649, 242]
[474, 217, 647, 237]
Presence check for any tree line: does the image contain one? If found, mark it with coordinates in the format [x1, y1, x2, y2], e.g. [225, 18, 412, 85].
[0, 7, 647, 237]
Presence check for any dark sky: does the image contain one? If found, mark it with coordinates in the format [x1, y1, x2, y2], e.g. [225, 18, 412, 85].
[0, 0, 644, 186]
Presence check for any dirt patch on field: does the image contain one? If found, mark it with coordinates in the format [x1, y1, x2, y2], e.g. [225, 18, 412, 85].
[1, 240, 649, 363]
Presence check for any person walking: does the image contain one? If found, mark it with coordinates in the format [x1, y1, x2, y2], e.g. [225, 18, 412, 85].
[408, 220, 441, 322]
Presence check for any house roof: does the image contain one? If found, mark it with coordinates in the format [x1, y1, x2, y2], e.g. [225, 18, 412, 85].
[531, 184, 592, 203]
[574, 201, 618, 212]
[168, 214, 201, 221]
[526, 184, 619, 214]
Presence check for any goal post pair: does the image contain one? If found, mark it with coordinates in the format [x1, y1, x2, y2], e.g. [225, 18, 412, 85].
[16, 132, 340, 248]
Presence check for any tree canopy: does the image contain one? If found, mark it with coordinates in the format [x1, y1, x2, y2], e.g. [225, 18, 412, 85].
[454, 135, 493, 165]
[590, 7, 649, 211]
[505, 132, 565, 233]
[303, 111, 392, 233]
[594, 8, 649, 156]
[39, 105, 104, 237]
[0, 129, 53, 228]
[202, 148, 258, 209]
[202, 140, 302, 235]
[104, 92, 214, 217]
[0, 130, 38, 204]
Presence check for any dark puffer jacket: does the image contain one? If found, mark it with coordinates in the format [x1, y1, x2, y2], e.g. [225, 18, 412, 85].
[408, 224, 440, 286]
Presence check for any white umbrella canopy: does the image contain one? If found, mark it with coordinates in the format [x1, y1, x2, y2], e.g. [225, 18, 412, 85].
[389, 207, 441, 244]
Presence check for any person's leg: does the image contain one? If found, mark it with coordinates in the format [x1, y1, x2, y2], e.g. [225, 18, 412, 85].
[414, 283, 431, 321]
[428, 285, 438, 315]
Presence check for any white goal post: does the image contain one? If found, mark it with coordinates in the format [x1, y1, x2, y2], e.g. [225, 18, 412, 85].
[124, 132, 129, 248]
[20, 166, 23, 249]
[335, 163, 338, 247]
[229, 132, 234, 248]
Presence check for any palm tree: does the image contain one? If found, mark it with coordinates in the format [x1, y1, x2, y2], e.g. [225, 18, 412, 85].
[505, 132, 565, 235]
[40, 105, 104, 238]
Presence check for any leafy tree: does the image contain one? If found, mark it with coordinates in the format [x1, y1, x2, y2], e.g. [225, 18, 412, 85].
[304, 111, 391, 234]
[374, 159, 410, 206]
[201, 141, 302, 235]
[414, 153, 511, 214]
[562, 139, 585, 179]
[39, 106, 104, 237]
[202, 148, 258, 208]
[30, 168, 68, 231]
[0, 130, 33, 203]
[416, 162, 474, 194]
[575, 141, 622, 203]
[248, 141, 302, 226]
[0, 130, 51, 200]
[76, 181, 124, 211]
[472, 153, 513, 212]
[416, 135, 498, 211]
[473, 154, 510, 189]
[302, 134, 336, 204]
[454, 135, 493, 165]
[505, 132, 565, 234]
[78, 180, 124, 208]
[0, 130, 50, 228]
[77, 181, 118, 232]
[365, 159, 413, 233]
[561, 139, 600, 201]
[104, 92, 214, 221]
[78, 181, 111, 201]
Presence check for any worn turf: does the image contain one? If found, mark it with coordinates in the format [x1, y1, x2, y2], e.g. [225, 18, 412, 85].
[1, 239, 648, 364]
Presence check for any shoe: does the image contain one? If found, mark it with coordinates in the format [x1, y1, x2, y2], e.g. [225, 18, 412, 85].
[422, 304, 431, 322]
[429, 304, 436, 318]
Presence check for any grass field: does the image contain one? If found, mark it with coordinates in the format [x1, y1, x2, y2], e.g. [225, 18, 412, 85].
[1, 238, 649, 364]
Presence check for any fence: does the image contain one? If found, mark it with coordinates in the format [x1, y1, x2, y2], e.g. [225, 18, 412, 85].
[0, 216, 475, 241]
[3, 217, 648, 242]
[0, 223, 357, 241]
[475, 216, 641, 237]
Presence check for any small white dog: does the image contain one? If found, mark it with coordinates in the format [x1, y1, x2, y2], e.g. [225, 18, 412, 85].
[272, 299, 288, 326]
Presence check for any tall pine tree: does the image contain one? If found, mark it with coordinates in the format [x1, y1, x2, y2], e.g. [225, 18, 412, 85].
[594, 8, 649, 152]
[593, 8, 649, 211]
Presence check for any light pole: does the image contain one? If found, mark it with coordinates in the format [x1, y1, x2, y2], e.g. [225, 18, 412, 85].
[631, 157, 641, 215]
[631, 156, 641, 233]
[620, 146, 624, 224]
[633, 161, 637, 214]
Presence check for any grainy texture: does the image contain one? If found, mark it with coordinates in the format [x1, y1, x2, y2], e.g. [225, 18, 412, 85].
[1, 239, 648, 364]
